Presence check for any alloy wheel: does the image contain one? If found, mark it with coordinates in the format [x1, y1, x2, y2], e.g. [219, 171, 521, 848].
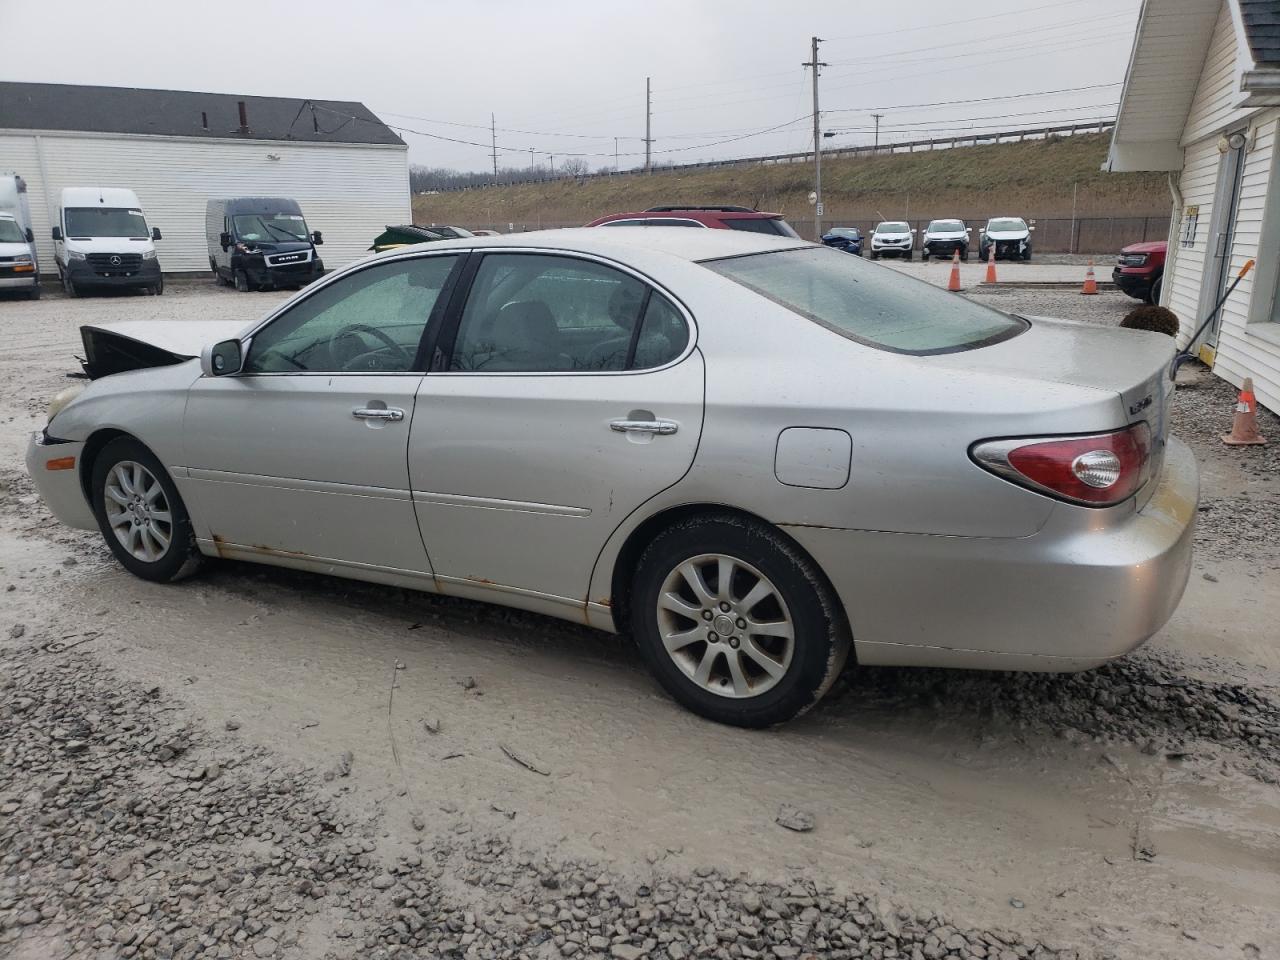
[103, 461, 173, 563]
[655, 553, 795, 699]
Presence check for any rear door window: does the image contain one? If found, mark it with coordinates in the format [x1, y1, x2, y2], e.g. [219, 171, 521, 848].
[449, 253, 690, 372]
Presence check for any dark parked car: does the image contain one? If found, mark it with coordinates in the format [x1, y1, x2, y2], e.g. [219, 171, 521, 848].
[1113, 240, 1167, 304]
[821, 227, 863, 255]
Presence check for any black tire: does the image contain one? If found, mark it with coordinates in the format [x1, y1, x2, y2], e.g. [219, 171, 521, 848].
[27, 284, 41, 300]
[630, 515, 851, 728]
[921, 250, 930, 262]
[90, 437, 204, 584]
[63, 273, 78, 298]
[151, 277, 165, 296]
[902, 249, 912, 261]
[1148, 275, 1162, 304]
[234, 269, 250, 293]
[1021, 247, 1032, 262]
[869, 250, 879, 260]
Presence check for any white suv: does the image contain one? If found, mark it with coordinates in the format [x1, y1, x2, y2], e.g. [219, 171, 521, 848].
[869, 221, 914, 260]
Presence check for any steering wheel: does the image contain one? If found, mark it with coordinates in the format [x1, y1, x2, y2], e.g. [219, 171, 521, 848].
[327, 323, 413, 371]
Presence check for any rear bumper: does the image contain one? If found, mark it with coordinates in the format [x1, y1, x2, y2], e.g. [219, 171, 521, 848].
[25, 433, 96, 531]
[787, 436, 1199, 671]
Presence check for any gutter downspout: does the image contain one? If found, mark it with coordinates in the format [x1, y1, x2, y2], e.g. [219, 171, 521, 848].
[1166, 171, 1184, 329]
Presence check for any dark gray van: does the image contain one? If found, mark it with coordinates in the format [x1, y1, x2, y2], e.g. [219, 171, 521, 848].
[206, 197, 324, 292]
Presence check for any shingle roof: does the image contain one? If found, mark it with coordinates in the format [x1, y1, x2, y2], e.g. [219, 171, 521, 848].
[0, 82, 404, 146]
[1240, 0, 1280, 68]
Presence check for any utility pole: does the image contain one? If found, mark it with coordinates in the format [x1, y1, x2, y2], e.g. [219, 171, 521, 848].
[803, 37, 828, 237]
[871, 112, 885, 150]
[644, 77, 653, 174]
[529, 147, 535, 174]
[490, 113, 498, 177]
[548, 153, 555, 176]
[615, 137, 620, 172]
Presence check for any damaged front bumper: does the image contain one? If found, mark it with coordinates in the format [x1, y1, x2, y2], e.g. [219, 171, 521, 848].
[25, 431, 95, 531]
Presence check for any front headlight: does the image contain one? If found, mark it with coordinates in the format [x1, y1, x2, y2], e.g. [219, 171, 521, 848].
[14, 254, 32, 263]
[47, 385, 85, 423]
[141, 249, 157, 261]
[67, 249, 87, 261]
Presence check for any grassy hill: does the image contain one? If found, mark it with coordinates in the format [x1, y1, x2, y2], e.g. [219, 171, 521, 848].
[412, 132, 1170, 235]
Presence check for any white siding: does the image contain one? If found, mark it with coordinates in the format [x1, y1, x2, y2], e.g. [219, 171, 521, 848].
[1168, 136, 1219, 335]
[1182, 2, 1251, 146]
[0, 131, 409, 273]
[1213, 108, 1280, 414]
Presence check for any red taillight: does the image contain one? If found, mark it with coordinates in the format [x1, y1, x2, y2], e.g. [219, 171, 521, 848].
[972, 423, 1152, 506]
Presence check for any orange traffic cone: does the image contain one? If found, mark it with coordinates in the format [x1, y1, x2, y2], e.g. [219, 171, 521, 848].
[947, 249, 962, 292]
[983, 243, 997, 284]
[1081, 259, 1098, 295]
[1222, 377, 1267, 445]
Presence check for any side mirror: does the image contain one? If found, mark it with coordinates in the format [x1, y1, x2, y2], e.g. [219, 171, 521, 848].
[219, 232, 232, 251]
[202, 338, 245, 377]
[25, 228, 34, 243]
[152, 227, 163, 241]
[311, 231, 323, 245]
[51, 226, 63, 241]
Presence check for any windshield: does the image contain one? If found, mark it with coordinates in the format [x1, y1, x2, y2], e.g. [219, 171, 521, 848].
[928, 220, 964, 232]
[0, 219, 25, 243]
[704, 246, 1025, 355]
[828, 228, 859, 238]
[234, 213, 310, 243]
[988, 218, 1027, 232]
[724, 217, 801, 238]
[64, 208, 149, 239]
[876, 222, 909, 234]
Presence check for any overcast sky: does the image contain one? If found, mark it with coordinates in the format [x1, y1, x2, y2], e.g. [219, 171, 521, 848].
[2, 0, 1142, 172]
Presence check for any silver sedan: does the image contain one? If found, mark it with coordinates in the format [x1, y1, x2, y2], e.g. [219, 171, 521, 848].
[27, 228, 1198, 727]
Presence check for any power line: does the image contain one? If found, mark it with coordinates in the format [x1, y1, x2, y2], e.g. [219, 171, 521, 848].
[826, 102, 1119, 132]
[822, 0, 1115, 41]
[825, 82, 1123, 115]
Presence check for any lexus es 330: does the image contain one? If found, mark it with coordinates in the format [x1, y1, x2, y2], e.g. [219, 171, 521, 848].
[27, 229, 1198, 727]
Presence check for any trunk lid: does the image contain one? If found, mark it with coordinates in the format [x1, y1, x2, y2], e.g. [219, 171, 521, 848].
[932, 315, 1175, 505]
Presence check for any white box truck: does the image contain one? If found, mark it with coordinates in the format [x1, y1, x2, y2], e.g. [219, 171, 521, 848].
[51, 187, 164, 297]
[0, 174, 41, 299]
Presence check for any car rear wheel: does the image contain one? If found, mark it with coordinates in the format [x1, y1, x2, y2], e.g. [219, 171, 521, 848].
[91, 437, 204, 583]
[630, 515, 850, 728]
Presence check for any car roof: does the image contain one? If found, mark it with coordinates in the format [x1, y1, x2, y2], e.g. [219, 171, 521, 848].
[361, 226, 808, 266]
[61, 187, 142, 207]
[588, 208, 785, 226]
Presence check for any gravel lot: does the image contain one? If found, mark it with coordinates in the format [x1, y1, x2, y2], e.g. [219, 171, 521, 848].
[1, 281, 1278, 960]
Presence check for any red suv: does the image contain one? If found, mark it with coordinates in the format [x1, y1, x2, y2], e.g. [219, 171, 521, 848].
[1113, 240, 1167, 304]
[586, 205, 800, 237]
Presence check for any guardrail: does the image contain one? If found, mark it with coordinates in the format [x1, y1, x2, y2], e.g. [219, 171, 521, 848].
[418, 120, 1115, 195]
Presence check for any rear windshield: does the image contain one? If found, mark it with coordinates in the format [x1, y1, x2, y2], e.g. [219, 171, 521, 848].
[724, 217, 800, 238]
[704, 246, 1026, 355]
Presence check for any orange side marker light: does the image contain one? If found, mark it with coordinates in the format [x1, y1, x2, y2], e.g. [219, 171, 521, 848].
[46, 456, 76, 471]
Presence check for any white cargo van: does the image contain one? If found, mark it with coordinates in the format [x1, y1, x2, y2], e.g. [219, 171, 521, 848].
[51, 187, 164, 297]
[0, 174, 40, 299]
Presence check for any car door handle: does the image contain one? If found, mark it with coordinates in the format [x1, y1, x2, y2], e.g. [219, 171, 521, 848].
[610, 418, 678, 436]
[352, 407, 405, 422]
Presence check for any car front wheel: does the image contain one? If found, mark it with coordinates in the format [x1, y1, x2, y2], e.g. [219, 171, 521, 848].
[630, 516, 850, 728]
[91, 437, 204, 583]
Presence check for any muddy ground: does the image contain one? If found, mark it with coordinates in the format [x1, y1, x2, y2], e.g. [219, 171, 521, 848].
[1, 282, 1278, 960]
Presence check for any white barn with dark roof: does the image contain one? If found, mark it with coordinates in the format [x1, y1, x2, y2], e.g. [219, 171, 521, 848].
[1107, 0, 1280, 414]
[0, 82, 410, 275]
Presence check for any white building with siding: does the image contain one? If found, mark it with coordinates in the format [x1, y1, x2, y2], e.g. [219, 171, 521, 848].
[1108, 0, 1280, 414]
[0, 82, 410, 275]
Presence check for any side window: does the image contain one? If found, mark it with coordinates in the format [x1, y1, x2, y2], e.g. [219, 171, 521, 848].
[632, 293, 689, 369]
[245, 255, 457, 374]
[451, 254, 652, 372]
